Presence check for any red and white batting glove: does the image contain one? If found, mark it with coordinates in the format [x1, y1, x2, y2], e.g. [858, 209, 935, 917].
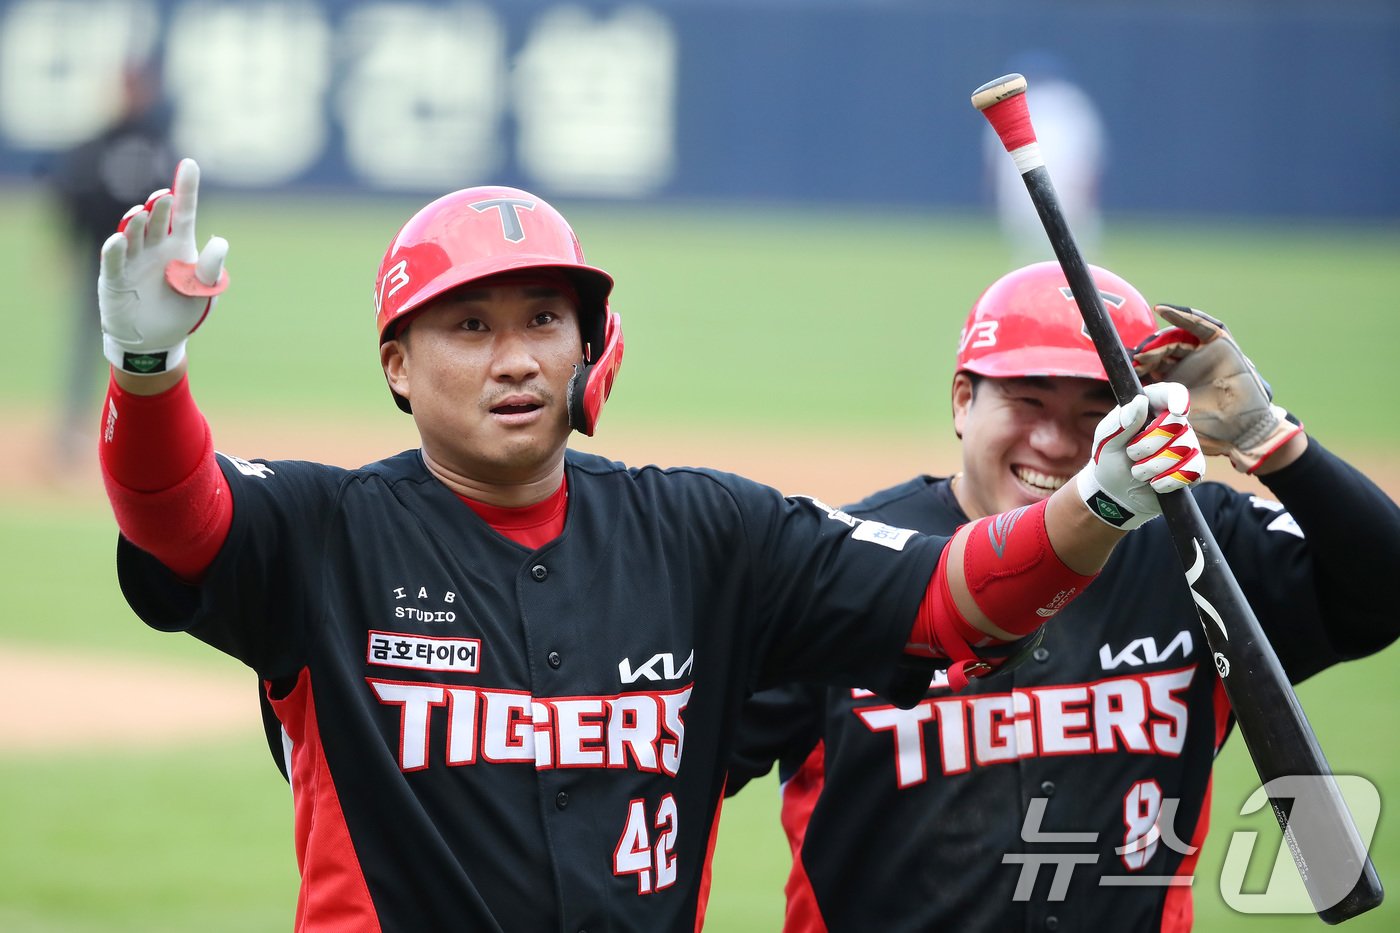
[1075, 382, 1206, 530]
[1133, 304, 1302, 474]
[99, 158, 229, 375]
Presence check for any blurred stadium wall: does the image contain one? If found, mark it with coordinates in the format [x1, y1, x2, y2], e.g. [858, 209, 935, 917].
[1, 0, 1396, 218]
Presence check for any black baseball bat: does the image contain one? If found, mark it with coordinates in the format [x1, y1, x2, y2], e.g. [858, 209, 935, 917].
[972, 72, 1382, 924]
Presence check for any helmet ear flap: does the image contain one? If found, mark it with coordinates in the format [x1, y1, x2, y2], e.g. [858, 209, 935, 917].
[568, 311, 624, 436]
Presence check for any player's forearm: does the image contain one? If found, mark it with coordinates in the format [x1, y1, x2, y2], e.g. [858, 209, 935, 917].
[930, 382, 1205, 648]
[99, 369, 231, 579]
[101, 369, 206, 490]
[1043, 480, 1128, 574]
[948, 489, 1114, 642]
[1250, 431, 1307, 475]
[905, 496, 1104, 693]
[1260, 438, 1400, 653]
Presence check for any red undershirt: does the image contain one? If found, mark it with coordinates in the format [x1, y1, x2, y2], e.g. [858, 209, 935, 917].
[457, 480, 568, 549]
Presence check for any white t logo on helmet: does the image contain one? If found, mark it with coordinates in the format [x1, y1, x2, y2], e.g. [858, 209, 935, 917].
[470, 198, 537, 243]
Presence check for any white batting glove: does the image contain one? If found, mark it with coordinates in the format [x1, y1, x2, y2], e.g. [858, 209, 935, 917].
[99, 158, 229, 375]
[1133, 304, 1303, 474]
[1075, 382, 1207, 531]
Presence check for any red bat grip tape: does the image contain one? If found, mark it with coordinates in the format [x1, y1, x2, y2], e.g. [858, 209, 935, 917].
[983, 93, 1037, 152]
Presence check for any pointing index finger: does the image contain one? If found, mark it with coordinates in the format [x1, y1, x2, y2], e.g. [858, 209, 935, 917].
[170, 158, 201, 242]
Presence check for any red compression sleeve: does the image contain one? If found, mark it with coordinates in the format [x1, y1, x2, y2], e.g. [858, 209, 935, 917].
[961, 500, 1097, 636]
[906, 546, 994, 692]
[99, 372, 232, 581]
[906, 499, 1098, 691]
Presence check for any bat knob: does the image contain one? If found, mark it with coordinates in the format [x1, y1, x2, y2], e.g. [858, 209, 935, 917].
[972, 73, 1027, 112]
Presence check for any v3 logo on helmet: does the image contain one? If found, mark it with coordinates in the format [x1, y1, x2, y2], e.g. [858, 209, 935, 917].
[374, 260, 410, 319]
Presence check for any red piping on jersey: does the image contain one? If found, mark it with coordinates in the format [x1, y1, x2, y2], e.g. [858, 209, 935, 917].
[779, 741, 830, 933]
[1159, 676, 1232, 932]
[693, 778, 727, 932]
[269, 669, 381, 932]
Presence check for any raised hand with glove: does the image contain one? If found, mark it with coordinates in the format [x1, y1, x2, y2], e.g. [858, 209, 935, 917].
[1133, 304, 1304, 474]
[99, 157, 229, 378]
[97, 156, 236, 581]
[1076, 381, 1208, 531]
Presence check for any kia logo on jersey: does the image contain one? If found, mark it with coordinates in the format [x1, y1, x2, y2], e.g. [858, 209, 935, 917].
[619, 650, 694, 684]
[1099, 631, 1193, 670]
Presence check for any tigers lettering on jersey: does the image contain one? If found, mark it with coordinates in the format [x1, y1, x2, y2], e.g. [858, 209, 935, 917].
[851, 666, 1196, 787]
[368, 677, 691, 774]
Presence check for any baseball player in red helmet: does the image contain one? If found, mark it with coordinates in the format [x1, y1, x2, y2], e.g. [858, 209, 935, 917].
[727, 261, 1400, 931]
[97, 161, 1209, 930]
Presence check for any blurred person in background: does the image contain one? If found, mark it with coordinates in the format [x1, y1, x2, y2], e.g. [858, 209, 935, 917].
[727, 261, 1400, 932]
[985, 52, 1105, 265]
[45, 59, 174, 471]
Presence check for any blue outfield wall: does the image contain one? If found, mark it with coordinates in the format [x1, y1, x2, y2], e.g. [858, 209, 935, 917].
[2, 0, 1396, 218]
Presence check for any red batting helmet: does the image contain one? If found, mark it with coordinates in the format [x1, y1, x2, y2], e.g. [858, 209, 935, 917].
[374, 186, 622, 435]
[956, 261, 1155, 380]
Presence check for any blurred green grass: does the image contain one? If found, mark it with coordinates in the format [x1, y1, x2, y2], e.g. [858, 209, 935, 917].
[2, 185, 1397, 930]
[0, 735, 298, 933]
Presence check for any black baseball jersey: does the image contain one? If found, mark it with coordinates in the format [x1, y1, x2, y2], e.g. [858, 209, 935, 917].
[728, 440, 1400, 933]
[116, 447, 947, 932]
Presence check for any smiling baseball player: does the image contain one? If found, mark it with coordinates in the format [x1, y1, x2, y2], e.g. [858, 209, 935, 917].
[726, 262, 1400, 932]
[97, 160, 1208, 930]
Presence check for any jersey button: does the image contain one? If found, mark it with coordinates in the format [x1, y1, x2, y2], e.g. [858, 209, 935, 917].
[1045, 916, 1059, 931]
[531, 564, 549, 581]
[556, 791, 569, 810]
[548, 651, 562, 669]
[1040, 780, 1056, 797]
[1032, 646, 1050, 663]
